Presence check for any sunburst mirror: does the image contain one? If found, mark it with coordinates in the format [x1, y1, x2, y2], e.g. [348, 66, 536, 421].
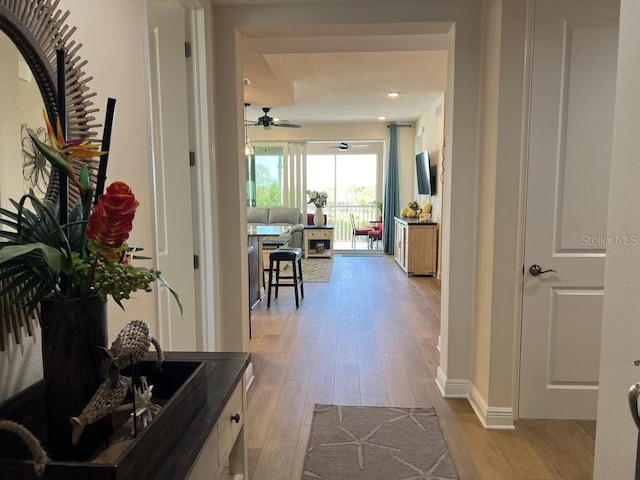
[0, 0, 100, 350]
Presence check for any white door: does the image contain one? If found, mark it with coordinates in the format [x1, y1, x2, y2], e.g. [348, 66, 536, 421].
[519, 0, 619, 419]
[147, 0, 197, 350]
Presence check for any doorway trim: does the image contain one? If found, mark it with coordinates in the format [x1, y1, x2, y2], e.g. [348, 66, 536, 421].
[512, 0, 537, 423]
[142, 0, 214, 350]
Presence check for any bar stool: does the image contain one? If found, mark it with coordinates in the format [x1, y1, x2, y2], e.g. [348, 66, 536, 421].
[261, 237, 289, 287]
[267, 247, 304, 308]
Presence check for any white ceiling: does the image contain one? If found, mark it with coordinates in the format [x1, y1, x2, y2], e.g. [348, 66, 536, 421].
[239, 20, 449, 127]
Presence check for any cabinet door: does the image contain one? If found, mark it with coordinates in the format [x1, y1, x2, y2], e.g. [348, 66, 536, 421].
[394, 221, 401, 264]
[407, 225, 437, 274]
[394, 220, 407, 270]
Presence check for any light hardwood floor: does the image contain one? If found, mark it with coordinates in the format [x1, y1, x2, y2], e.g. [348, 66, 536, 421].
[247, 254, 595, 480]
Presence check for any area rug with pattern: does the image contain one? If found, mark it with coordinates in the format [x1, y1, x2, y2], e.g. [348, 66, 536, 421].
[302, 405, 458, 480]
[294, 258, 333, 283]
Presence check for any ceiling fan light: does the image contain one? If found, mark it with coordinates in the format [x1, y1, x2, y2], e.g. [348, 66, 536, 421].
[386, 92, 400, 98]
[243, 102, 254, 156]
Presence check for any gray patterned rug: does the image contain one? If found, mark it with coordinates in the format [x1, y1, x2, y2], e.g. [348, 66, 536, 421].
[303, 405, 458, 480]
[279, 258, 333, 283]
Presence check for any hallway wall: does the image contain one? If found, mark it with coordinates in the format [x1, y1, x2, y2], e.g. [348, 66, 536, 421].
[594, 0, 640, 476]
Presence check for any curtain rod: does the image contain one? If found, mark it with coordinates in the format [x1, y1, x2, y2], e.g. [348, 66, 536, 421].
[387, 124, 413, 128]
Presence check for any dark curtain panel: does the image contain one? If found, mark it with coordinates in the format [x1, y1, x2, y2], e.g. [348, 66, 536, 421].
[383, 123, 400, 254]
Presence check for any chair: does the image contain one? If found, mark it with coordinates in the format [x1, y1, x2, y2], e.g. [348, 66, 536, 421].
[267, 247, 304, 308]
[368, 221, 383, 249]
[350, 213, 373, 248]
[261, 237, 290, 287]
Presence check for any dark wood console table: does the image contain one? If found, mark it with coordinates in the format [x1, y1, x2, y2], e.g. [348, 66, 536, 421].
[0, 352, 250, 480]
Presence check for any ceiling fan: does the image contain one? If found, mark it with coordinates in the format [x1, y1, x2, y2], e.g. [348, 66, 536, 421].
[331, 142, 369, 150]
[247, 107, 302, 129]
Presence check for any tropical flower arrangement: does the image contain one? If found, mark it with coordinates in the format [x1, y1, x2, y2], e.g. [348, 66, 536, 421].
[307, 190, 328, 208]
[0, 111, 180, 311]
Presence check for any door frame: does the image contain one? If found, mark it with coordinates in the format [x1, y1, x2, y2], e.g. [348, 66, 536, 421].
[142, 0, 215, 351]
[183, 3, 215, 351]
[513, 0, 537, 421]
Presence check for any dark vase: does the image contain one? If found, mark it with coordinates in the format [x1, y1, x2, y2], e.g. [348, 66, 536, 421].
[39, 295, 110, 461]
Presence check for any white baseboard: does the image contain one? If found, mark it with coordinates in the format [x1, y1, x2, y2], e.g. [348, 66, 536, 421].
[436, 367, 471, 398]
[436, 368, 514, 430]
[244, 361, 255, 392]
[469, 385, 515, 430]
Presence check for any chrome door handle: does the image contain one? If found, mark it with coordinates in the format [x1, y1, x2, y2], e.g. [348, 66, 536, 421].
[529, 264, 557, 276]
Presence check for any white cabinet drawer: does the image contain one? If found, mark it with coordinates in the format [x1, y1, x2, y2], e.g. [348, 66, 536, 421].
[186, 423, 220, 480]
[307, 230, 330, 239]
[218, 379, 244, 465]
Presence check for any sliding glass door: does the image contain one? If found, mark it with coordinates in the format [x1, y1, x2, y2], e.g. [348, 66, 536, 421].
[306, 151, 380, 249]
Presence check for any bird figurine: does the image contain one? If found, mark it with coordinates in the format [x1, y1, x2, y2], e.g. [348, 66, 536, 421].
[70, 375, 131, 445]
[101, 320, 164, 386]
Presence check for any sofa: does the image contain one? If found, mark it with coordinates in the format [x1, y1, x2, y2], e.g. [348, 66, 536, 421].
[247, 207, 305, 248]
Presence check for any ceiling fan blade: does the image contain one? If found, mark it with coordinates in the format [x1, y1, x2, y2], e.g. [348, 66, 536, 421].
[330, 142, 369, 150]
[273, 123, 302, 128]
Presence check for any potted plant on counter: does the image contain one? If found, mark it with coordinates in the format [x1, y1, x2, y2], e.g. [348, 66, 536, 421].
[0, 111, 180, 460]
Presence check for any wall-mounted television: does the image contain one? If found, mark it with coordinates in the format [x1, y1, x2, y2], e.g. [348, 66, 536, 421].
[416, 151, 432, 195]
[430, 164, 437, 195]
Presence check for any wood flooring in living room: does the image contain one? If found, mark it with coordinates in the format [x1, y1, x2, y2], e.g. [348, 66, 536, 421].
[247, 254, 595, 480]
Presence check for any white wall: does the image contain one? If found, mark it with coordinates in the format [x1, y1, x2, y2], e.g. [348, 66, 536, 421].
[415, 94, 445, 221]
[0, 34, 48, 402]
[593, 0, 640, 476]
[474, 0, 502, 406]
[415, 93, 445, 276]
[58, 0, 156, 337]
[0, 34, 36, 207]
[451, 0, 527, 428]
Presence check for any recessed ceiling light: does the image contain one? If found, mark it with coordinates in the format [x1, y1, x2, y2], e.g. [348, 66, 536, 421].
[386, 92, 400, 98]
[378, 116, 387, 121]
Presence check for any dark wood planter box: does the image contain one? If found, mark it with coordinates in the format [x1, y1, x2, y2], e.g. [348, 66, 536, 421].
[0, 352, 250, 480]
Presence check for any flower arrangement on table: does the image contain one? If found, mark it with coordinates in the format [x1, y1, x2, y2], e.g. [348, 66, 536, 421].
[306, 190, 328, 208]
[0, 111, 180, 311]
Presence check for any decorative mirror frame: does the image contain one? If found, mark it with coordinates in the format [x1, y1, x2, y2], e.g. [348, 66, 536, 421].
[0, 0, 100, 351]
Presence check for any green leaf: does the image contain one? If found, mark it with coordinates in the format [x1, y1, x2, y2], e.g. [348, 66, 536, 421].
[10, 275, 48, 307]
[0, 231, 18, 242]
[28, 132, 75, 178]
[157, 275, 183, 316]
[0, 270, 40, 298]
[0, 244, 67, 271]
[0, 207, 19, 221]
[27, 197, 60, 245]
[0, 217, 19, 230]
[79, 164, 90, 192]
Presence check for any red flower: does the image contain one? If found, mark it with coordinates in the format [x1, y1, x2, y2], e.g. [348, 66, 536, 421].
[87, 182, 139, 259]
